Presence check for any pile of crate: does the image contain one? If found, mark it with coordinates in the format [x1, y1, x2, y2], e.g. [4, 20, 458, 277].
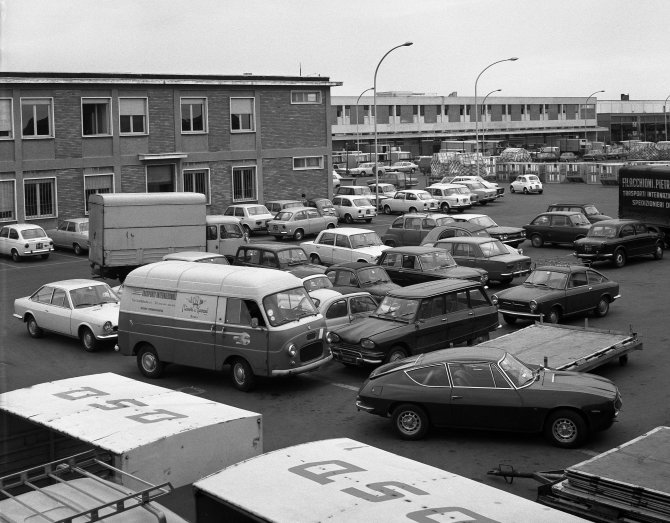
[497, 148, 532, 163]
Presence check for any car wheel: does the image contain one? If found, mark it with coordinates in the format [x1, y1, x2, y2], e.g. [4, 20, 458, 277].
[392, 404, 429, 440]
[383, 205, 392, 215]
[613, 248, 627, 268]
[80, 327, 97, 352]
[510, 186, 516, 193]
[653, 243, 663, 260]
[73, 243, 83, 256]
[310, 254, 321, 265]
[293, 229, 304, 241]
[523, 187, 528, 194]
[538, 190, 543, 194]
[544, 409, 588, 448]
[364, 218, 372, 223]
[547, 307, 561, 324]
[11, 250, 21, 262]
[384, 240, 397, 247]
[231, 358, 255, 392]
[344, 214, 353, 224]
[499, 277, 514, 286]
[502, 313, 517, 325]
[408, 207, 418, 213]
[326, 223, 336, 229]
[26, 315, 43, 338]
[273, 235, 283, 241]
[243, 225, 252, 236]
[385, 346, 407, 363]
[137, 345, 164, 378]
[594, 296, 610, 317]
[41, 254, 50, 260]
[530, 234, 544, 248]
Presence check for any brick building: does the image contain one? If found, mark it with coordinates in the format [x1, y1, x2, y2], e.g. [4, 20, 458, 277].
[0, 72, 340, 227]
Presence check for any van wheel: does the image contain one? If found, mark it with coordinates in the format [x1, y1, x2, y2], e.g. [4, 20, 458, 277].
[231, 358, 256, 391]
[26, 315, 43, 338]
[80, 327, 97, 352]
[137, 345, 164, 378]
[293, 229, 304, 241]
[392, 404, 429, 440]
[73, 243, 83, 256]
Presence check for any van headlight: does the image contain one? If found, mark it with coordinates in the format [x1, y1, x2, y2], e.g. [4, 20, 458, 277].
[361, 338, 376, 349]
[287, 343, 297, 357]
[102, 321, 113, 334]
[327, 332, 340, 343]
[529, 300, 538, 312]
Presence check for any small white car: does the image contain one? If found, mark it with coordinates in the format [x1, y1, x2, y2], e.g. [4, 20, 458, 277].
[313, 290, 378, 329]
[223, 204, 275, 235]
[13, 279, 119, 351]
[0, 224, 54, 262]
[46, 218, 89, 255]
[425, 184, 473, 213]
[382, 190, 439, 215]
[510, 174, 544, 194]
[390, 161, 419, 173]
[333, 171, 342, 188]
[441, 175, 505, 198]
[349, 162, 385, 177]
[331, 195, 377, 224]
[300, 228, 390, 265]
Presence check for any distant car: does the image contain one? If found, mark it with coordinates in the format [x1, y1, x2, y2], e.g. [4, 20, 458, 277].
[573, 219, 664, 268]
[452, 214, 526, 248]
[325, 262, 400, 302]
[442, 175, 505, 198]
[163, 251, 229, 264]
[373, 171, 419, 189]
[493, 265, 620, 325]
[382, 190, 439, 215]
[367, 183, 397, 200]
[223, 204, 275, 235]
[301, 228, 390, 266]
[355, 346, 622, 447]
[349, 162, 385, 177]
[583, 151, 607, 161]
[390, 161, 419, 173]
[420, 222, 492, 246]
[333, 171, 342, 188]
[47, 218, 89, 255]
[307, 198, 336, 217]
[267, 206, 337, 241]
[434, 237, 532, 284]
[425, 183, 473, 213]
[546, 203, 612, 223]
[233, 243, 325, 277]
[451, 180, 497, 205]
[381, 213, 456, 247]
[265, 200, 304, 215]
[559, 152, 579, 162]
[301, 273, 336, 293]
[315, 290, 379, 330]
[377, 246, 488, 286]
[13, 279, 119, 351]
[510, 175, 543, 194]
[336, 185, 373, 197]
[331, 195, 377, 224]
[523, 211, 591, 248]
[0, 224, 54, 262]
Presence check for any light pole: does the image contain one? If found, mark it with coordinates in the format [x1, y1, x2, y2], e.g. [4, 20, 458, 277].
[480, 88, 501, 159]
[374, 41, 413, 203]
[664, 94, 670, 141]
[583, 90, 604, 143]
[356, 87, 374, 155]
[474, 57, 517, 174]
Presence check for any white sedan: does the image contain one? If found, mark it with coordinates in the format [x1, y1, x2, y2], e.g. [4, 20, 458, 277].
[300, 228, 390, 266]
[13, 279, 119, 351]
[382, 190, 439, 215]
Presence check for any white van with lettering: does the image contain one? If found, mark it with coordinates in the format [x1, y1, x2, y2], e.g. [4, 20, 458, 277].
[117, 262, 332, 391]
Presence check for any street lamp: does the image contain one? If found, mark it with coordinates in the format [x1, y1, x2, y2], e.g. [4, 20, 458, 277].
[583, 90, 604, 143]
[474, 57, 517, 173]
[480, 88, 501, 158]
[374, 41, 413, 204]
[356, 87, 374, 155]
[664, 94, 670, 141]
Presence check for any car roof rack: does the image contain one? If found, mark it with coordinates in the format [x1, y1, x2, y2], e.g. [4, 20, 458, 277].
[0, 450, 174, 523]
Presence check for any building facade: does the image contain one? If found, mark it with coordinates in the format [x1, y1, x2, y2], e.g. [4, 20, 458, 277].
[0, 73, 339, 227]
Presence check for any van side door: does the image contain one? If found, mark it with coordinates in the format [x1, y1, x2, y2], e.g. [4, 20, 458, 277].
[171, 292, 218, 369]
[216, 297, 269, 375]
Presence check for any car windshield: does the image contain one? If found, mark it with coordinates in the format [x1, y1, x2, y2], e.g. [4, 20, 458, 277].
[374, 295, 419, 322]
[417, 192, 432, 200]
[21, 227, 47, 239]
[70, 284, 118, 308]
[470, 216, 497, 228]
[456, 187, 470, 194]
[248, 206, 270, 215]
[277, 249, 309, 266]
[303, 275, 333, 291]
[469, 182, 485, 189]
[479, 240, 509, 257]
[570, 214, 591, 226]
[524, 269, 568, 289]
[498, 353, 535, 387]
[263, 287, 318, 327]
[275, 211, 294, 221]
[357, 267, 391, 285]
[419, 250, 456, 270]
[583, 205, 600, 216]
[435, 217, 455, 226]
[350, 232, 383, 248]
[353, 198, 373, 207]
[587, 225, 617, 238]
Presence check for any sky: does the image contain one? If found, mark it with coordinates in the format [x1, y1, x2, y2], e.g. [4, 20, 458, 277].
[1, 0, 668, 101]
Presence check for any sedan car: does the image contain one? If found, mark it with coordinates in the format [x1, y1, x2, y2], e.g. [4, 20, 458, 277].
[381, 213, 455, 247]
[315, 291, 378, 330]
[492, 265, 620, 325]
[46, 218, 89, 255]
[234, 243, 325, 277]
[223, 204, 275, 235]
[452, 214, 526, 248]
[390, 161, 419, 173]
[13, 279, 119, 351]
[331, 195, 377, 224]
[425, 183, 473, 213]
[382, 190, 439, 215]
[434, 237, 532, 284]
[355, 347, 622, 448]
[325, 262, 400, 302]
[573, 219, 664, 268]
[523, 211, 591, 248]
[546, 203, 612, 223]
[348, 162, 385, 177]
[301, 228, 390, 266]
[452, 181, 497, 205]
[0, 224, 54, 262]
[265, 200, 303, 215]
[510, 174, 543, 194]
[267, 207, 337, 241]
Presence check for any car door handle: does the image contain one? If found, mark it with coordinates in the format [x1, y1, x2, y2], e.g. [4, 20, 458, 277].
[451, 395, 463, 400]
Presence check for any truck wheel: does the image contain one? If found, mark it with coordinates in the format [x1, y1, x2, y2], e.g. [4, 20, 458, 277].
[502, 314, 517, 325]
[594, 297, 610, 317]
[385, 346, 407, 363]
[231, 358, 255, 392]
[392, 404, 429, 440]
[73, 243, 83, 256]
[544, 409, 588, 448]
[26, 315, 43, 338]
[11, 250, 21, 262]
[530, 234, 544, 248]
[80, 327, 97, 352]
[653, 243, 663, 260]
[293, 229, 304, 241]
[613, 248, 627, 268]
[137, 345, 164, 378]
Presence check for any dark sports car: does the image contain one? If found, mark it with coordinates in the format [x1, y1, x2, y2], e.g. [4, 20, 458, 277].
[492, 265, 620, 325]
[355, 347, 622, 448]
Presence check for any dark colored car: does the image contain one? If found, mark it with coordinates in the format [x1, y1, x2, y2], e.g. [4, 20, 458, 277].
[523, 211, 591, 248]
[355, 346, 622, 448]
[420, 222, 491, 246]
[381, 213, 456, 247]
[492, 265, 620, 325]
[546, 203, 612, 223]
[377, 246, 488, 287]
[452, 214, 526, 248]
[434, 237, 532, 284]
[328, 279, 499, 366]
[573, 219, 664, 268]
[233, 243, 325, 277]
[324, 262, 400, 302]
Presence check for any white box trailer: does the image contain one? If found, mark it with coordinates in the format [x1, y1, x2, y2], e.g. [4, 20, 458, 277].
[193, 438, 588, 522]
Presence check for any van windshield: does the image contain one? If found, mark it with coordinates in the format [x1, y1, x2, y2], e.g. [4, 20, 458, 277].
[263, 287, 318, 327]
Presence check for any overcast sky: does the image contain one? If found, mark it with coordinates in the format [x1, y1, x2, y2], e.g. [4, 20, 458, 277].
[1, 0, 667, 101]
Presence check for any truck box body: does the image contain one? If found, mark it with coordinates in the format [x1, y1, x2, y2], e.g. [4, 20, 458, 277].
[618, 165, 670, 241]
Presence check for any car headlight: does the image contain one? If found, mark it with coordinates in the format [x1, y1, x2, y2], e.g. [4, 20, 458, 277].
[327, 332, 340, 343]
[287, 343, 297, 357]
[480, 274, 488, 284]
[520, 231, 526, 237]
[500, 234, 508, 240]
[102, 321, 113, 334]
[491, 294, 499, 305]
[361, 338, 376, 349]
[529, 300, 538, 312]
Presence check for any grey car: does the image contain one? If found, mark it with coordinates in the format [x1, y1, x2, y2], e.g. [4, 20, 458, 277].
[47, 218, 89, 255]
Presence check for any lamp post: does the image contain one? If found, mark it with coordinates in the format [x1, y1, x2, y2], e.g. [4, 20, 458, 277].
[355, 87, 374, 156]
[480, 88, 501, 158]
[583, 90, 604, 143]
[374, 41, 413, 204]
[474, 57, 517, 174]
[664, 94, 670, 141]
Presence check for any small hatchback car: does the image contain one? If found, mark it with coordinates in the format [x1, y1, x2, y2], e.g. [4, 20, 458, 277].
[0, 224, 54, 262]
[510, 174, 543, 194]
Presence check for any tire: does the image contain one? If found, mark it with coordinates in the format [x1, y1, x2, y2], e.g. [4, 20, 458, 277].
[364, 218, 372, 223]
[392, 404, 429, 440]
[344, 214, 353, 224]
[326, 223, 336, 229]
[11, 250, 21, 262]
[231, 358, 256, 392]
[408, 207, 417, 214]
[80, 327, 97, 352]
[310, 254, 321, 265]
[613, 248, 626, 268]
[544, 409, 588, 448]
[384, 240, 397, 248]
[547, 307, 561, 324]
[510, 186, 516, 193]
[523, 187, 528, 194]
[440, 203, 451, 213]
[502, 314, 517, 325]
[530, 234, 544, 248]
[653, 243, 663, 260]
[383, 205, 392, 215]
[538, 190, 543, 194]
[385, 346, 408, 363]
[499, 277, 514, 286]
[26, 315, 43, 338]
[594, 297, 610, 317]
[293, 229, 304, 241]
[41, 254, 50, 260]
[137, 345, 164, 378]
[73, 243, 83, 256]
[479, 201, 487, 206]
[243, 225, 252, 236]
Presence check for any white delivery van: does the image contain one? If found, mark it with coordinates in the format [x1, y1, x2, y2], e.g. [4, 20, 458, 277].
[117, 261, 332, 391]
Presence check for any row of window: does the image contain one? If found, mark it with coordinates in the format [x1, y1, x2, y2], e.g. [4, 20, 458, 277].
[0, 90, 323, 139]
[336, 103, 591, 119]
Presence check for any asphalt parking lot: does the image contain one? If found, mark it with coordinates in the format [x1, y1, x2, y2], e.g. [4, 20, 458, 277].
[0, 179, 668, 519]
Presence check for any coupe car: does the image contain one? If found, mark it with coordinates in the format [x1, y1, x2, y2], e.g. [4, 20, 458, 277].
[510, 174, 543, 194]
[355, 347, 622, 448]
[325, 262, 400, 302]
[46, 218, 89, 255]
[381, 213, 456, 247]
[0, 224, 54, 262]
[492, 265, 620, 325]
[301, 228, 390, 266]
[13, 279, 119, 351]
[451, 214, 526, 248]
[267, 206, 337, 241]
[573, 219, 664, 268]
[523, 211, 592, 248]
